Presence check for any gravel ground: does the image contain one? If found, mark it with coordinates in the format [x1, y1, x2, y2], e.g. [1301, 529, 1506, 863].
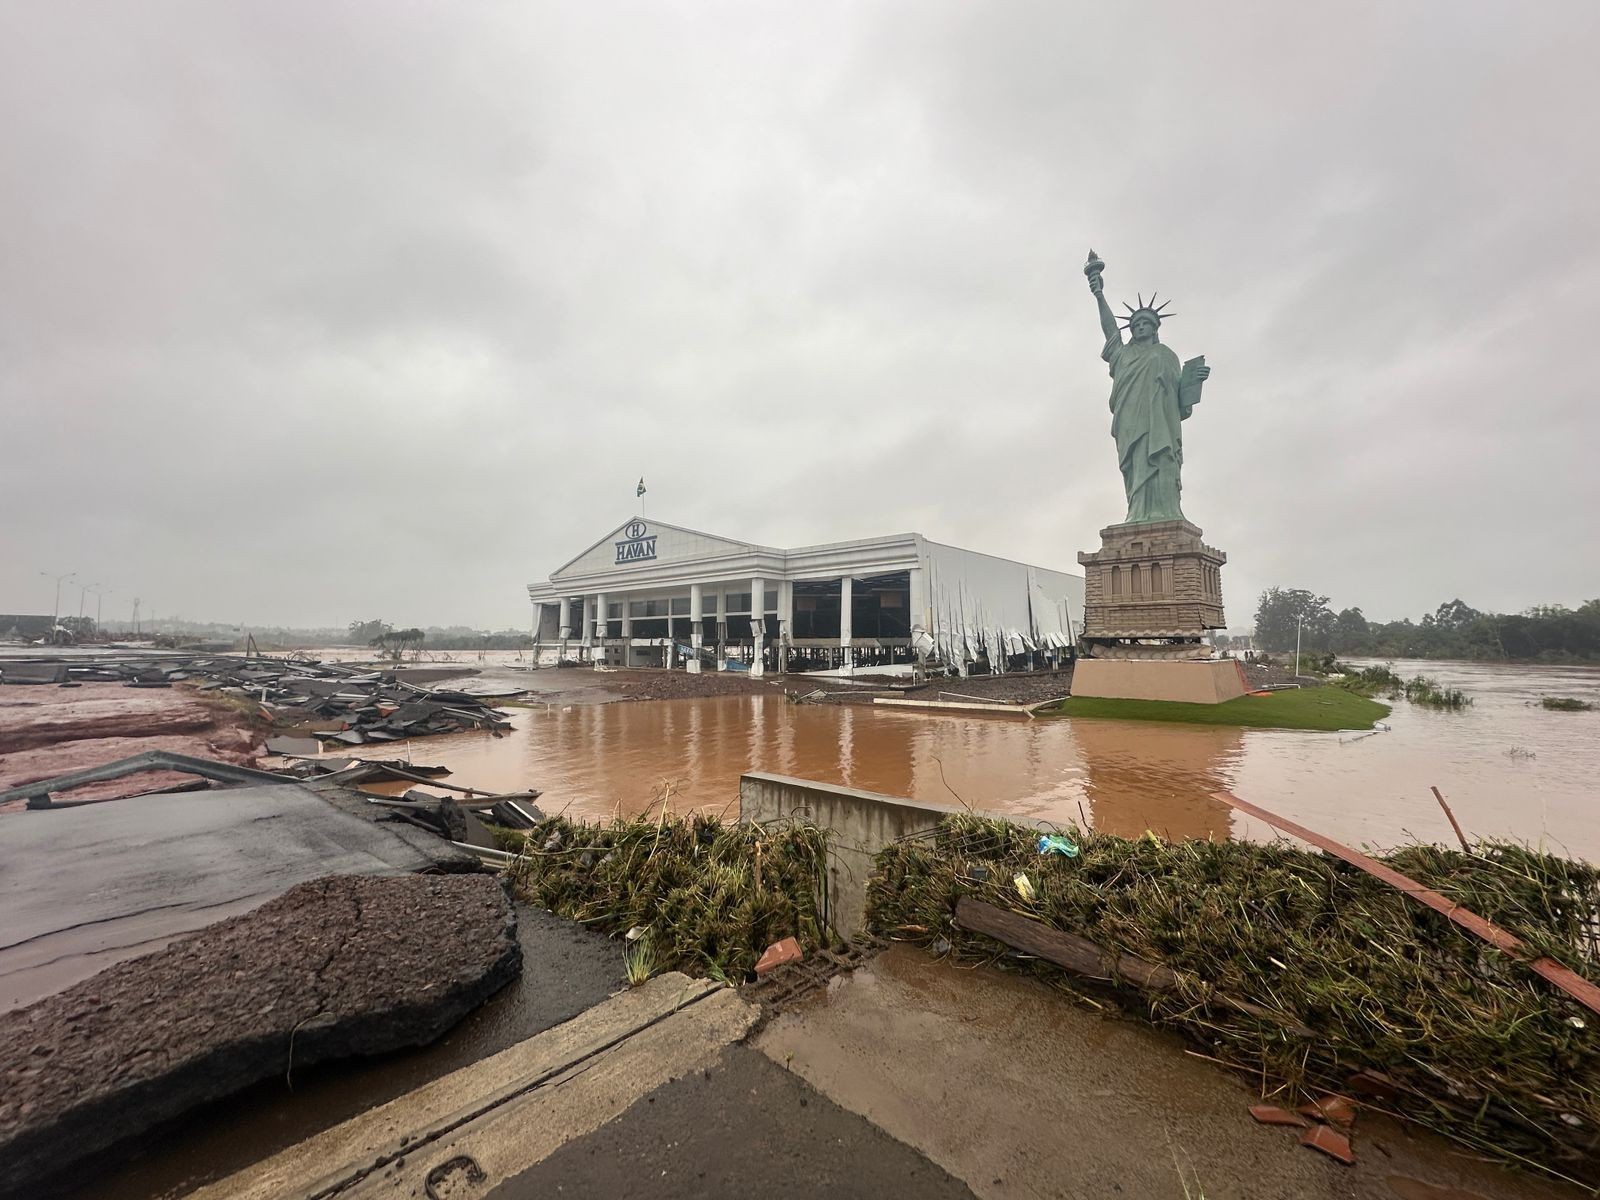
[1, 873, 520, 1199]
[901, 670, 1074, 705]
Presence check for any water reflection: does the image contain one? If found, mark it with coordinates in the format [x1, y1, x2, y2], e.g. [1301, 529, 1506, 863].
[333, 658, 1600, 860]
[1073, 719, 1241, 841]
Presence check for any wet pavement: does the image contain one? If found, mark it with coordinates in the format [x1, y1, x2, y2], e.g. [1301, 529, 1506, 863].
[486, 1044, 977, 1200]
[753, 946, 1584, 1199]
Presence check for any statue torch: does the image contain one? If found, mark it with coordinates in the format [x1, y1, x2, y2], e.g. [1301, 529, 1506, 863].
[1083, 247, 1106, 291]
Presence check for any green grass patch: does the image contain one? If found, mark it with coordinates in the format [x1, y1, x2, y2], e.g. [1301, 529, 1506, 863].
[1041, 686, 1390, 731]
[1542, 696, 1595, 712]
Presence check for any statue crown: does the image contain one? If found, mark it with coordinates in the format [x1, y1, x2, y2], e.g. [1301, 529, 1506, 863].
[1118, 292, 1175, 328]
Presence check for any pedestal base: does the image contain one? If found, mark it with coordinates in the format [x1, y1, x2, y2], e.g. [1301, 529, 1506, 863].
[1071, 659, 1247, 705]
[1077, 519, 1227, 659]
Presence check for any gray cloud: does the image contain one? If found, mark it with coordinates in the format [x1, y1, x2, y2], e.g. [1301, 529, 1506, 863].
[3, 0, 1596, 630]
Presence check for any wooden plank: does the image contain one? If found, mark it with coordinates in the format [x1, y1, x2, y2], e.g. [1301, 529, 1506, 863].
[1213, 789, 1600, 1018]
[955, 896, 1177, 989]
[954, 896, 1315, 1037]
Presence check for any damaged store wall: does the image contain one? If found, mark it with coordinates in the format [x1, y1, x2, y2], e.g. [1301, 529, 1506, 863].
[921, 540, 1083, 672]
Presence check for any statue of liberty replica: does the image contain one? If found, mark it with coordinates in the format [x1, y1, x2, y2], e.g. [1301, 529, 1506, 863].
[1074, 249, 1238, 696]
[1087, 250, 1209, 523]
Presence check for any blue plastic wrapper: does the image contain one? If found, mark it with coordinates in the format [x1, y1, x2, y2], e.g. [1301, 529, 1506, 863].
[1036, 834, 1079, 857]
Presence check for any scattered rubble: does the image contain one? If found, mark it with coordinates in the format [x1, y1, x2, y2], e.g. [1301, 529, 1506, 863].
[0, 873, 521, 1196]
[1, 652, 516, 746]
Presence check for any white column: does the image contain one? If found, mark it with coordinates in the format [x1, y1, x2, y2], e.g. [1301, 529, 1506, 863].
[839, 574, 854, 675]
[558, 597, 572, 641]
[749, 575, 766, 678]
[619, 595, 633, 668]
[592, 591, 607, 669]
[777, 579, 793, 675]
[688, 583, 703, 674]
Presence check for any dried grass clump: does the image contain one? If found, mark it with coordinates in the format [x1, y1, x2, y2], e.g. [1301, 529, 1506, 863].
[498, 811, 829, 980]
[868, 814, 1600, 1182]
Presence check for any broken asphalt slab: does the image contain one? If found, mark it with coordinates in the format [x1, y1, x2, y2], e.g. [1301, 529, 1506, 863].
[79, 904, 628, 1200]
[0, 780, 475, 1011]
[0, 873, 521, 1198]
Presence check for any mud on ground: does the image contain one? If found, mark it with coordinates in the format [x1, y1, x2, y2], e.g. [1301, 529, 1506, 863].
[0, 681, 264, 808]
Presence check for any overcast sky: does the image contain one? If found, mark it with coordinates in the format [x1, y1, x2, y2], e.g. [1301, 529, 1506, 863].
[4, 1, 1596, 632]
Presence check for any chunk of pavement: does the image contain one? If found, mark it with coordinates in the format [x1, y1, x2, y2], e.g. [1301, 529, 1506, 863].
[0, 873, 521, 1195]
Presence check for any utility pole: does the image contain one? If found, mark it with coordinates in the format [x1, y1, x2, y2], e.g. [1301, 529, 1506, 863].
[77, 580, 96, 619]
[1294, 615, 1303, 680]
[132, 598, 142, 636]
[95, 586, 111, 633]
[40, 570, 74, 633]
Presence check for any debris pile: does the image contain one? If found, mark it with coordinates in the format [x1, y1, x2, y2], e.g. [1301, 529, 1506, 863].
[867, 814, 1600, 1184]
[499, 812, 829, 980]
[2, 654, 516, 744]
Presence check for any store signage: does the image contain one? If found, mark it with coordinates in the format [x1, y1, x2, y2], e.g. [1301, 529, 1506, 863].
[615, 520, 657, 564]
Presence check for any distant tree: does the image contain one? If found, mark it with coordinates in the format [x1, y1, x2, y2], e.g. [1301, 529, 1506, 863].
[1254, 588, 1335, 653]
[348, 618, 389, 646]
[1432, 599, 1482, 630]
[370, 626, 424, 662]
[1332, 607, 1370, 653]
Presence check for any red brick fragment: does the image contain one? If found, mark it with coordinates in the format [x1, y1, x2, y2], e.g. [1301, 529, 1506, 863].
[1300, 1123, 1355, 1165]
[1249, 1105, 1309, 1128]
[1298, 1094, 1358, 1130]
[755, 937, 803, 976]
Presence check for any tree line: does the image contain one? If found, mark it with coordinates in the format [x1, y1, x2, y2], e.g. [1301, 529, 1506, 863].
[1249, 589, 1600, 662]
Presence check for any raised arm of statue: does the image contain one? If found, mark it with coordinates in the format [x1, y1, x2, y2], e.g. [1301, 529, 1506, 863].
[1089, 271, 1121, 346]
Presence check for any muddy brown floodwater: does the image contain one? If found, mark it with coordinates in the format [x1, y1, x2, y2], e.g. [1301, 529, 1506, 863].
[333, 659, 1600, 858]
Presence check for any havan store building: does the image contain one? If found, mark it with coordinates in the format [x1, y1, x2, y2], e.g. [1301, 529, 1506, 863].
[527, 518, 1085, 677]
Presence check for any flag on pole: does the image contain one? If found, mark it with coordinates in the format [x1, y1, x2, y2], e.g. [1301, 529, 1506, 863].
[636, 477, 647, 498]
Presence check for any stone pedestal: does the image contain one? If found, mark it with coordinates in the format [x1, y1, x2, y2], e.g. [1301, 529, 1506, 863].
[1076, 519, 1226, 661]
[1071, 658, 1247, 704]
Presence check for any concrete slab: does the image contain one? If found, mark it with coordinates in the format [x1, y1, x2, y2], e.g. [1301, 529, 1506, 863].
[0, 783, 459, 1010]
[190, 973, 756, 1199]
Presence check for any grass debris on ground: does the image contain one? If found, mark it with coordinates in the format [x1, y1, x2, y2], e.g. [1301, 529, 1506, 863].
[1041, 685, 1389, 731]
[496, 812, 829, 981]
[867, 814, 1600, 1184]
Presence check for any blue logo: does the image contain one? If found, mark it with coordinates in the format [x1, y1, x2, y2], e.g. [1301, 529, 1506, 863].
[616, 520, 657, 565]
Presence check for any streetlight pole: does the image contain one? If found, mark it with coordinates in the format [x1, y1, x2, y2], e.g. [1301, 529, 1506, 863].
[39, 570, 75, 633]
[1294, 615, 1303, 680]
[77, 580, 96, 619]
